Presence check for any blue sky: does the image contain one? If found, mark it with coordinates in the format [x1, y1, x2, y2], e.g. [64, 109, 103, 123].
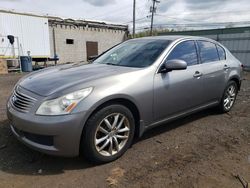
[1, 0, 250, 31]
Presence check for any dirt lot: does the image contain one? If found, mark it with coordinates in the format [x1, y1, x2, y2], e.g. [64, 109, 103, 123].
[0, 72, 249, 188]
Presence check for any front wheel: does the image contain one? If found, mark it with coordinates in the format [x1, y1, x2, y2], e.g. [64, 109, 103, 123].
[82, 104, 135, 163]
[218, 81, 238, 113]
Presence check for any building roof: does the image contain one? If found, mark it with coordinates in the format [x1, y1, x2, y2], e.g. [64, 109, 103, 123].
[0, 9, 128, 31]
[48, 16, 128, 31]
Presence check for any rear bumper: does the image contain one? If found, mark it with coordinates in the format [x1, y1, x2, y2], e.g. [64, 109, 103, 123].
[7, 104, 87, 157]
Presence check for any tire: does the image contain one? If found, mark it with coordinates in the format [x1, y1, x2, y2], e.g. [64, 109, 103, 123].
[218, 80, 238, 113]
[81, 104, 135, 163]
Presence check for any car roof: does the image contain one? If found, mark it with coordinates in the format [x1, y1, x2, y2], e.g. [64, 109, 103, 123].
[131, 35, 218, 43]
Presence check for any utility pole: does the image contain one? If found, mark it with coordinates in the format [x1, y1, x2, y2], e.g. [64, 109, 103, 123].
[133, 0, 136, 38]
[150, 0, 160, 36]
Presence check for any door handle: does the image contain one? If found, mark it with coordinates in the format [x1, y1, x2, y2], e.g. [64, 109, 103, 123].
[193, 71, 203, 78]
[224, 64, 230, 70]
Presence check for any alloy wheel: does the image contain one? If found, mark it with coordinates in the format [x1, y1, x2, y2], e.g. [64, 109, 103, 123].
[223, 84, 236, 111]
[94, 113, 130, 157]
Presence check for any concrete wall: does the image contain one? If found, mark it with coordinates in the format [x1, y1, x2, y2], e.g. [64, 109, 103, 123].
[49, 25, 127, 64]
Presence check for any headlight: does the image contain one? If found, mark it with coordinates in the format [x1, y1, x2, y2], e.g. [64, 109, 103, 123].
[36, 87, 93, 115]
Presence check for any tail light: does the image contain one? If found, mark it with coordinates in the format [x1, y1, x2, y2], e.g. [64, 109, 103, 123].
[241, 63, 244, 69]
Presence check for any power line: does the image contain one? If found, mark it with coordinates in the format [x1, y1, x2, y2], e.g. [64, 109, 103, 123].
[153, 21, 250, 27]
[129, 12, 250, 32]
[88, 5, 131, 20]
[134, 20, 250, 31]
[122, 2, 150, 24]
[123, 16, 149, 24]
[88, 2, 147, 22]
[123, 8, 250, 25]
[158, 9, 250, 18]
[136, 2, 149, 19]
[155, 14, 201, 23]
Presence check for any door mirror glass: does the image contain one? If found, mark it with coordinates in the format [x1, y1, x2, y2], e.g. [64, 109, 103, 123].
[162, 59, 187, 72]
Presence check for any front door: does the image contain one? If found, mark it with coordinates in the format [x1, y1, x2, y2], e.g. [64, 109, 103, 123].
[153, 40, 204, 121]
[86, 41, 98, 60]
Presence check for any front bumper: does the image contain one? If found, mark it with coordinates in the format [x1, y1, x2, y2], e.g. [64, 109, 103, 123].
[7, 104, 87, 157]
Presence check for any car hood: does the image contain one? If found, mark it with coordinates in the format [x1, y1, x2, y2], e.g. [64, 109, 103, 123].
[19, 63, 137, 96]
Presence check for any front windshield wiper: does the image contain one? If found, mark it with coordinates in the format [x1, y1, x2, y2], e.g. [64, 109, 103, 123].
[106, 63, 120, 66]
[105, 62, 141, 68]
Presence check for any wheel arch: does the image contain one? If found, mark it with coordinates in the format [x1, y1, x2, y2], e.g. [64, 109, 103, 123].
[89, 98, 141, 132]
[229, 75, 241, 90]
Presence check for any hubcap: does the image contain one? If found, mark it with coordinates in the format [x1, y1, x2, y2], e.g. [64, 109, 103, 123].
[223, 85, 236, 110]
[95, 113, 130, 157]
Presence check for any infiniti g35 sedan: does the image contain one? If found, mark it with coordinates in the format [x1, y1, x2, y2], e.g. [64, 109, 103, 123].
[7, 36, 243, 163]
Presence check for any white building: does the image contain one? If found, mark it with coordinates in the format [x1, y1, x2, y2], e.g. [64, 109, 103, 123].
[0, 10, 50, 59]
[49, 17, 128, 64]
[0, 10, 128, 65]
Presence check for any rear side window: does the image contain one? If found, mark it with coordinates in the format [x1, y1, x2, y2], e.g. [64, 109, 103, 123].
[198, 41, 220, 63]
[167, 40, 198, 66]
[216, 45, 226, 60]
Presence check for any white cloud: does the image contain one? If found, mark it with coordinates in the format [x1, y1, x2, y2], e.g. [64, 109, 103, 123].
[82, 0, 116, 7]
[0, 0, 250, 31]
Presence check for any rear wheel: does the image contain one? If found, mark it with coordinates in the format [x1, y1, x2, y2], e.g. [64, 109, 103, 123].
[82, 104, 135, 163]
[218, 81, 238, 113]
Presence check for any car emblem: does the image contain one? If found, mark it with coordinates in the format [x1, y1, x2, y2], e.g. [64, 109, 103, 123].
[12, 95, 17, 103]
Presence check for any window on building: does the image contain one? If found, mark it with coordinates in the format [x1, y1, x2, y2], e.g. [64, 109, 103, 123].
[216, 45, 226, 60]
[198, 41, 220, 63]
[66, 39, 74, 44]
[167, 40, 198, 66]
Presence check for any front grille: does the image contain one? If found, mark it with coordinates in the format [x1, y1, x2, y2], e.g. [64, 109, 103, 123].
[11, 87, 37, 112]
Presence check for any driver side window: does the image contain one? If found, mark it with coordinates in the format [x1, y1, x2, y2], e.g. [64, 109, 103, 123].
[167, 40, 198, 66]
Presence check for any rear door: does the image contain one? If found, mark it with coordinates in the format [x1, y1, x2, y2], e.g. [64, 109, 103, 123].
[197, 40, 226, 103]
[153, 40, 204, 121]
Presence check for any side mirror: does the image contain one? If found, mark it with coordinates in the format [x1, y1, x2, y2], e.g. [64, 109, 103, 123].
[160, 59, 187, 73]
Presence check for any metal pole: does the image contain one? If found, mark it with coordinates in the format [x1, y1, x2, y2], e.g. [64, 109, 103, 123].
[16, 37, 22, 73]
[133, 0, 136, 38]
[52, 27, 57, 65]
[150, 0, 156, 36]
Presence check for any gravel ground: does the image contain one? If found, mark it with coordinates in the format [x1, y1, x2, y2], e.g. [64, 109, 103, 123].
[0, 72, 249, 188]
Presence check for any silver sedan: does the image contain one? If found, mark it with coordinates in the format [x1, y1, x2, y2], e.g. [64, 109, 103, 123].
[7, 36, 243, 163]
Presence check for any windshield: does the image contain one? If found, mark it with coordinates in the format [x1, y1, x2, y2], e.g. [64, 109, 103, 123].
[94, 39, 171, 68]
